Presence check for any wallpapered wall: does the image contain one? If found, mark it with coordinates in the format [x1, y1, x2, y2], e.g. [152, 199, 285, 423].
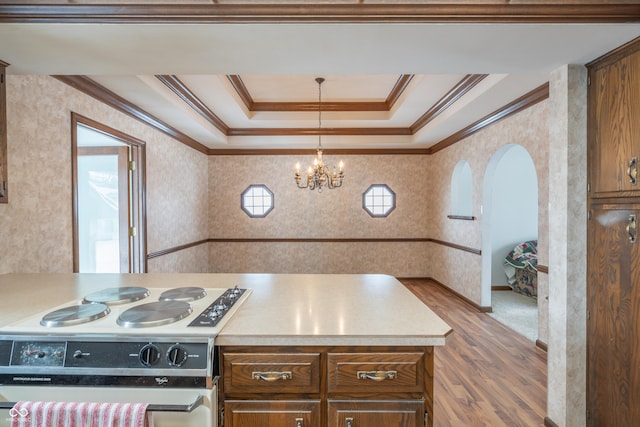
[0, 75, 549, 339]
[207, 154, 432, 276]
[206, 101, 549, 303]
[0, 75, 209, 274]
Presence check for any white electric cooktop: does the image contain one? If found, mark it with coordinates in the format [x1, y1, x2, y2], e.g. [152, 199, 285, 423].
[0, 286, 251, 337]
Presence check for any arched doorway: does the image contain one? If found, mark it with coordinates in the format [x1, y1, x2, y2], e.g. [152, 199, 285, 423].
[481, 144, 538, 339]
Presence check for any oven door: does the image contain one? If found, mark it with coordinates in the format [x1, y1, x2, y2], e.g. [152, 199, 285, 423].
[0, 380, 217, 427]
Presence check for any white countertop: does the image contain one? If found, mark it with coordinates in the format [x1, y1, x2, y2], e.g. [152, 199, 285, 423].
[0, 273, 452, 347]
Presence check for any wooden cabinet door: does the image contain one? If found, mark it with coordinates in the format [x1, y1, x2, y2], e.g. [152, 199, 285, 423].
[587, 203, 640, 426]
[225, 400, 321, 427]
[588, 47, 640, 198]
[328, 400, 424, 427]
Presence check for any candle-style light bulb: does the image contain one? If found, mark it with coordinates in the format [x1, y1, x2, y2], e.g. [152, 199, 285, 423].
[295, 162, 300, 172]
[339, 160, 344, 172]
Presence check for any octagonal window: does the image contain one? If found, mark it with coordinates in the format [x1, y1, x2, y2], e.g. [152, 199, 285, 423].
[241, 185, 274, 218]
[363, 184, 396, 217]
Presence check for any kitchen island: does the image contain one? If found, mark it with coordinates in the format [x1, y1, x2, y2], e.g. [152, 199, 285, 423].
[0, 273, 451, 427]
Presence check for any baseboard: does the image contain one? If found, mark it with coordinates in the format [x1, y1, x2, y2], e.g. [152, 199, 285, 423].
[535, 339, 548, 352]
[491, 285, 512, 291]
[424, 277, 492, 313]
[544, 416, 559, 427]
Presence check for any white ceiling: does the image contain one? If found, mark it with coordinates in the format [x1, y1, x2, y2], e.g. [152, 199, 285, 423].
[1, 21, 639, 150]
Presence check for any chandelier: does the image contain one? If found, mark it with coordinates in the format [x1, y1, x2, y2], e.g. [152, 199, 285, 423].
[295, 77, 344, 192]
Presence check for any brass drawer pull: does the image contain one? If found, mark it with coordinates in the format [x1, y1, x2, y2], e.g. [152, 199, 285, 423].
[295, 417, 303, 427]
[628, 156, 638, 185]
[345, 417, 353, 427]
[627, 214, 637, 244]
[356, 370, 397, 381]
[252, 370, 292, 382]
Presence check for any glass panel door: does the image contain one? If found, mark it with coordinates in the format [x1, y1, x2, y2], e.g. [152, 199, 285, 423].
[77, 146, 129, 273]
[73, 115, 146, 273]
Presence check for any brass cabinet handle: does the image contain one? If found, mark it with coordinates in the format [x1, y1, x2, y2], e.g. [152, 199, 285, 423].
[345, 417, 353, 427]
[295, 418, 303, 427]
[251, 371, 292, 382]
[628, 156, 638, 185]
[627, 214, 637, 244]
[356, 370, 397, 381]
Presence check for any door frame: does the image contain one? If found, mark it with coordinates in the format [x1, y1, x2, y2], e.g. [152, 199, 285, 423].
[71, 112, 147, 273]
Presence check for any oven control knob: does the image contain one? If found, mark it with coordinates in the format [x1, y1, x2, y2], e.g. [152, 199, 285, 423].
[166, 345, 188, 367]
[139, 344, 161, 367]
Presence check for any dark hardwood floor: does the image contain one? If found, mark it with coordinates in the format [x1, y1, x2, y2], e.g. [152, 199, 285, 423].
[401, 278, 547, 427]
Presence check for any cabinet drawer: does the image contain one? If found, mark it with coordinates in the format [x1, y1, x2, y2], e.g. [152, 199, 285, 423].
[223, 352, 321, 394]
[327, 352, 423, 393]
[225, 400, 321, 427]
[328, 399, 424, 427]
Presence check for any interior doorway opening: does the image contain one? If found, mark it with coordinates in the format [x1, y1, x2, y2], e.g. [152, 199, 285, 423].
[72, 113, 146, 273]
[481, 144, 538, 341]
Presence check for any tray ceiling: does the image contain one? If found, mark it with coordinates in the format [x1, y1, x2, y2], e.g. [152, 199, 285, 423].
[0, 5, 639, 151]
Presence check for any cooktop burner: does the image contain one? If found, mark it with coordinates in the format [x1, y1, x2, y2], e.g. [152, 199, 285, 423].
[158, 286, 206, 302]
[117, 300, 193, 328]
[82, 286, 150, 305]
[40, 303, 111, 327]
[1, 286, 252, 336]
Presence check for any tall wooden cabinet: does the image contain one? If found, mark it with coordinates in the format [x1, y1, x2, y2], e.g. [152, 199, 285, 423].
[0, 60, 7, 204]
[587, 37, 640, 427]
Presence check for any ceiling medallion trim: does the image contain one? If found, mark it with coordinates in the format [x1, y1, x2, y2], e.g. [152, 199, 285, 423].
[227, 74, 414, 112]
[0, 4, 638, 23]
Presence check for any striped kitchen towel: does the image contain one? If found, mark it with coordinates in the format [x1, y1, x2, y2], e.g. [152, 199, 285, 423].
[10, 401, 150, 427]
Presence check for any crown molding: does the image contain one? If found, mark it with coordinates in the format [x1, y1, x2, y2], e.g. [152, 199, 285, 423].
[1, 4, 638, 23]
[55, 75, 549, 156]
[156, 74, 229, 134]
[411, 74, 488, 133]
[227, 127, 412, 137]
[227, 74, 413, 112]
[426, 82, 550, 154]
[53, 75, 210, 154]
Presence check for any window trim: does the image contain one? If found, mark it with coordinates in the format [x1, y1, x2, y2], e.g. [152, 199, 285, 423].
[241, 184, 274, 218]
[362, 184, 396, 218]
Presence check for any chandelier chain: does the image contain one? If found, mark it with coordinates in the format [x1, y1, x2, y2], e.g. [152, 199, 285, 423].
[316, 77, 324, 150]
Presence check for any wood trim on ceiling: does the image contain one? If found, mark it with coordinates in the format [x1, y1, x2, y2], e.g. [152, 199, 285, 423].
[410, 74, 488, 133]
[227, 127, 412, 137]
[207, 148, 431, 155]
[55, 75, 549, 156]
[156, 74, 229, 134]
[0, 4, 638, 23]
[227, 74, 413, 112]
[157, 73, 493, 138]
[54, 75, 210, 154]
[585, 35, 640, 71]
[426, 82, 550, 154]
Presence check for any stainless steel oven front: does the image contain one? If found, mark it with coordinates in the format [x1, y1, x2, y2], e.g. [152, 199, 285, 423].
[0, 335, 218, 427]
